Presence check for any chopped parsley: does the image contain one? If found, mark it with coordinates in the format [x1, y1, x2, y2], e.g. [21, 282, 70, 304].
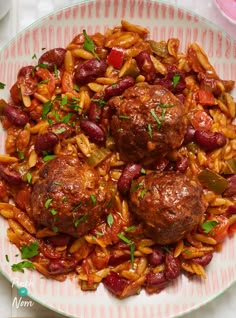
[172, 74, 181, 88]
[201, 220, 219, 234]
[21, 242, 39, 259]
[140, 168, 146, 174]
[150, 108, 162, 129]
[43, 154, 56, 162]
[147, 123, 153, 138]
[35, 63, 49, 69]
[91, 98, 106, 108]
[26, 172, 32, 184]
[50, 209, 57, 216]
[119, 115, 130, 119]
[53, 181, 63, 186]
[73, 84, 80, 92]
[117, 233, 135, 268]
[42, 100, 52, 119]
[52, 226, 59, 233]
[74, 214, 88, 227]
[90, 194, 97, 205]
[0, 82, 6, 89]
[83, 30, 99, 60]
[5, 254, 9, 262]
[95, 231, 104, 237]
[45, 198, 53, 209]
[17, 148, 25, 160]
[11, 261, 35, 273]
[140, 188, 147, 199]
[125, 225, 136, 232]
[54, 64, 59, 78]
[107, 213, 114, 227]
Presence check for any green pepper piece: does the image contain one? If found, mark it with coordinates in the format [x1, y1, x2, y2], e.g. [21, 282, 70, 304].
[223, 158, 236, 175]
[119, 58, 140, 78]
[148, 40, 169, 58]
[198, 168, 229, 194]
[87, 147, 111, 167]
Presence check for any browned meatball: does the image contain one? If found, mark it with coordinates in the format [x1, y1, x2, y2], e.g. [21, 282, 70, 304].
[31, 156, 111, 237]
[109, 83, 187, 163]
[129, 171, 206, 244]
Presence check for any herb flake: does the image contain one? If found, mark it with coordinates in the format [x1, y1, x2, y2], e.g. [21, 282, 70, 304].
[11, 261, 35, 273]
[21, 242, 39, 259]
[201, 220, 219, 233]
[83, 30, 99, 60]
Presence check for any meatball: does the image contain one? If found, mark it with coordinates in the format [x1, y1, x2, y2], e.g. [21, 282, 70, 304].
[31, 156, 111, 237]
[109, 84, 187, 163]
[129, 171, 206, 244]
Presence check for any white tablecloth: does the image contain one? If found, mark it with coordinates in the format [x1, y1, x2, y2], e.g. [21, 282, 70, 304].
[0, 0, 236, 317]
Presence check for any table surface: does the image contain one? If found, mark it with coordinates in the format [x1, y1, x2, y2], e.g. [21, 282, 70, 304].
[0, 0, 236, 317]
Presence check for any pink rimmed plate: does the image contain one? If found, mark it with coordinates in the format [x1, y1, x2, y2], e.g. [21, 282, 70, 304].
[0, 1, 236, 317]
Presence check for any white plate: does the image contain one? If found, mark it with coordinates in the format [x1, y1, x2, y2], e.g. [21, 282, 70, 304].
[0, 1, 236, 317]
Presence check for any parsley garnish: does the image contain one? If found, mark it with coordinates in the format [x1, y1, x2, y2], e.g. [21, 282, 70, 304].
[91, 98, 106, 108]
[45, 198, 53, 208]
[172, 74, 181, 88]
[125, 225, 136, 232]
[95, 231, 104, 237]
[117, 233, 135, 267]
[42, 100, 52, 119]
[43, 154, 56, 162]
[0, 82, 6, 89]
[74, 214, 88, 227]
[147, 123, 153, 138]
[140, 188, 147, 199]
[11, 261, 35, 272]
[83, 30, 99, 60]
[21, 242, 39, 259]
[50, 209, 57, 216]
[26, 172, 32, 184]
[119, 115, 130, 119]
[61, 113, 72, 124]
[5, 255, 9, 262]
[52, 226, 59, 233]
[201, 220, 219, 233]
[150, 108, 161, 129]
[107, 213, 114, 227]
[90, 194, 97, 205]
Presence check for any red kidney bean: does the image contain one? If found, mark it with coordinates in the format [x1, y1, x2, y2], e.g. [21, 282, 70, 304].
[183, 125, 196, 144]
[103, 271, 129, 297]
[35, 132, 59, 155]
[0, 165, 21, 184]
[164, 253, 181, 280]
[88, 100, 103, 122]
[117, 163, 142, 195]
[47, 234, 71, 247]
[223, 175, 236, 197]
[74, 58, 107, 85]
[155, 64, 186, 93]
[50, 123, 74, 140]
[108, 253, 131, 266]
[193, 252, 213, 266]
[104, 76, 135, 100]
[148, 246, 164, 266]
[47, 258, 77, 275]
[80, 119, 106, 144]
[38, 48, 66, 70]
[175, 156, 188, 172]
[3, 104, 29, 126]
[17, 65, 35, 79]
[135, 50, 156, 83]
[146, 272, 167, 286]
[152, 158, 169, 171]
[226, 205, 236, 217]
[193, 130, 227, 152]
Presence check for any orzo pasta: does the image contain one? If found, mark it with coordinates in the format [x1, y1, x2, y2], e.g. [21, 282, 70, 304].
[0, 20, 236, 298]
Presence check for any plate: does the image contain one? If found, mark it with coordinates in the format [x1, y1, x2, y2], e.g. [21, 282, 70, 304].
[0, 1, 236, 317]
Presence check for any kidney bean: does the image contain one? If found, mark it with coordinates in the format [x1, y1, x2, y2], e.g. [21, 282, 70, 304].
[175, 156, 188, 172]
[47, 234, 71, 247]
[135, 50, 156, 83]
[164, 253, 181, 280]
[117, 163, 142, 195]
[74, 58, 107, 85]
[146, 271, 166, 286]
[152, 158, 169, 171]
[155, 64, 186, 93]
[0, 165, 21, 184]
[104, 76, 135, 100]
[226, 205, 236, 217]
[17, 65, 35, 79]
[183, 125, 196, 144]
[223, 175, 236, 197]
[193, 252, 213, 266]
[148, 246, 164, 266]
[50, 122, 74, 140]
[193, 130, 227, 152]
[14, 187, 31, 211]
[38, 48, 66, 70]
[47, 258, 77, 275]
[80, 119, 106, 144]
[88, 101, 102, 122]
[103, 271, 129, 297]
[3, 104, 29, 127]
[35, 132, 59, 155]
[108, 253, 131, 266]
